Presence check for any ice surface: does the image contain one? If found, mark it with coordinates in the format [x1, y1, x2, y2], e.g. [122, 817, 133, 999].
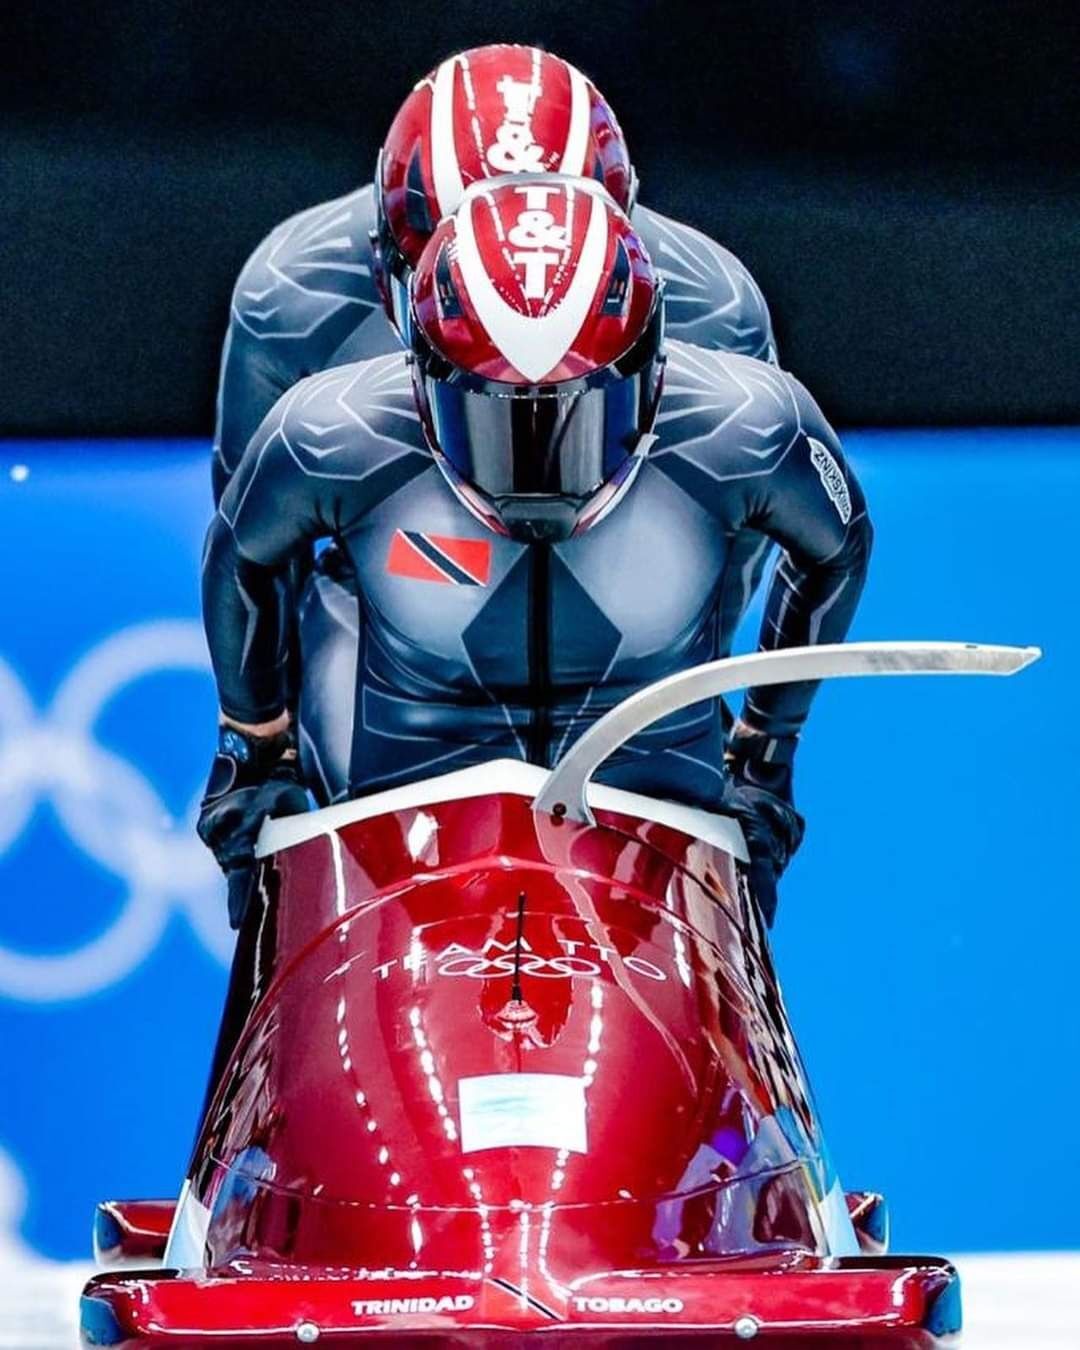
[0, 1257, 95, 1349]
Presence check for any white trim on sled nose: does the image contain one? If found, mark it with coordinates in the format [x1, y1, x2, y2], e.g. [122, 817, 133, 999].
[533, 641, 1041, 826]
[257, 758, 749, 860]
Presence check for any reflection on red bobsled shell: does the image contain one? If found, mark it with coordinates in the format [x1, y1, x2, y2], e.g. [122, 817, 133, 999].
[89, 642, 1039, 1344]
[82, 760, 960, 1347]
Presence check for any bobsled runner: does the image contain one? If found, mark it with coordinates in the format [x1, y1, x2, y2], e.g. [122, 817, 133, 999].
[82, 641, 1039, 1347]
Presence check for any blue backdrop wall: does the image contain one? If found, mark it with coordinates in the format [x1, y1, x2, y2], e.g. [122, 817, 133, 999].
[0, 429, 1077, 1260]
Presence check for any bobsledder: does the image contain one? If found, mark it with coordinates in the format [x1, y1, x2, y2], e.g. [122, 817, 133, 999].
[81, 641, 1039, 1347]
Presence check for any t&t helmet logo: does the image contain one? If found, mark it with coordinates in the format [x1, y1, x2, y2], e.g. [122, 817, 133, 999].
[486, 72, 548, 174]
[505, 182, 572, 300]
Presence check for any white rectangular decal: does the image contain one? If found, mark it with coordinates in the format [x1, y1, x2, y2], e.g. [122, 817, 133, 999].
[458, 1073, 588, 1154]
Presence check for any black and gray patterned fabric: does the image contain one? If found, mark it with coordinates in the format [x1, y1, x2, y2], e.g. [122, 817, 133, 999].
[203, 344, 871, 808]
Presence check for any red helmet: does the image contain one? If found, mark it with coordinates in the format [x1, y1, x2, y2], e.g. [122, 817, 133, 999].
[409, 176, 665, 543]
[374, 44, 636, 334]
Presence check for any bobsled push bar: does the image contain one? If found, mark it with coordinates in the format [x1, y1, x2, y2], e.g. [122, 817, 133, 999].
[533, 641, 1041, 825]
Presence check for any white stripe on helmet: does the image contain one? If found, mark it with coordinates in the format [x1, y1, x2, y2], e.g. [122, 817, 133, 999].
[459, 173, 615, 210]
[431, 56, 466, 217]
[455, 185, 610, 383]
[558, 62, 591, 177]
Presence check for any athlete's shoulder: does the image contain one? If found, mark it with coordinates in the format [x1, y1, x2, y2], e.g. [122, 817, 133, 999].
[229, 186, 381, 342]
[632, 204, 776, 362]
[221, 353, 430, 538]
[654, 342, 802, 459]
[271, 352, 428, 473]
[651, 344, 849, 524]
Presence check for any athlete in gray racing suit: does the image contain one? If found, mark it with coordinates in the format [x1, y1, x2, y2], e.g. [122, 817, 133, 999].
[210, 42, 781, 811]
[201, 340, 871, 924]
[214, 191, 778, 795]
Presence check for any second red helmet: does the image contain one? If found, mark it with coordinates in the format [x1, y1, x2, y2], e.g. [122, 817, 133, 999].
[374, 44, 636, 334]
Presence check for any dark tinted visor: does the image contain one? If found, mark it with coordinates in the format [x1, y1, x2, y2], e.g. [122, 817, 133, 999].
[423, 375, 649, 500]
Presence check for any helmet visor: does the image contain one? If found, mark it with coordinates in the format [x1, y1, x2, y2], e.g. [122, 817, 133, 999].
[410, 284, 665, 540]
[421, 372, 653, 502]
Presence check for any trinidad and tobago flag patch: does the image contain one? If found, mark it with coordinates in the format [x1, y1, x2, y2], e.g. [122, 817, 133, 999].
[386, 530, 492, 586]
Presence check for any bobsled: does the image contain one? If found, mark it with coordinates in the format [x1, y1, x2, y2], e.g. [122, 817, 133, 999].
[82, 641, 1039, 1347]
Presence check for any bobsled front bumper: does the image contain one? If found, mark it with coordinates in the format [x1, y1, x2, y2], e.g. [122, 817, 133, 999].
[81, 1256, 961, 1347]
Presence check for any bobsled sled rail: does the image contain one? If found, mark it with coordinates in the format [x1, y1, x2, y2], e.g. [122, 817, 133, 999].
[533, 641, 1041, 825]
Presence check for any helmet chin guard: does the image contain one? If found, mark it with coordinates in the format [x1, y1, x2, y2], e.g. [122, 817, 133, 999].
[428, 434, 655, 544]
[408, 175, 664, 542]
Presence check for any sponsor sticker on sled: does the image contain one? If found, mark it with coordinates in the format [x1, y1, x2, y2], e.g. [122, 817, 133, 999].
[353, 1294, 475, 1317]
[574, 1296, 685, 1316]
[458, 1072, 588, 1154]
[369, 934, 668, 984]
[433, 943, 665, 981]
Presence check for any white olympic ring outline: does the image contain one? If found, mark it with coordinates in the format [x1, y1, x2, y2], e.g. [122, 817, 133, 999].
[0, 620, 232, 1003]
[434, 953, 667, 982]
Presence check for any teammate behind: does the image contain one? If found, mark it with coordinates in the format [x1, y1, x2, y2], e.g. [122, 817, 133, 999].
[213, 44, 777, 500]
[213, 45, 782, 804]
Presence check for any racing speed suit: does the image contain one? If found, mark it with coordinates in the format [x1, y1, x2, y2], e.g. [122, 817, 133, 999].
[211, 187, 782, 801]
[202, 343, 872, 813]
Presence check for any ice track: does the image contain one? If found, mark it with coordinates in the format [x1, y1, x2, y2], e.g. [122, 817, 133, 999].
[0, 1253, 1075, 1348]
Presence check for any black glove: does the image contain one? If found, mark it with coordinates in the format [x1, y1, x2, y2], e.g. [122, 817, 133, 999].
[197, 725, 310, 928]
[722, 727, 805, 927]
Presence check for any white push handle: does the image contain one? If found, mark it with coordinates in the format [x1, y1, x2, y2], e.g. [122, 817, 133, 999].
[532, 641, 1041, 825]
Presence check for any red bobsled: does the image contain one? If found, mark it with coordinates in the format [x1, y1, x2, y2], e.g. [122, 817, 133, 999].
[81, 642, 1038, 1346]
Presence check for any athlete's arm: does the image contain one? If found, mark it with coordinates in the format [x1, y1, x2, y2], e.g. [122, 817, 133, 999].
[707, 372, 870, 921]
[212, 322, 296, 507]
[211, 188, 383, 505]
[203, 380, 368, 726]
[204, 357, 425, 726]
[205, 415, 320, 725]
[211, 207, 312, 505]
[739, 374, 873, 740]
[200, 383, 339, 922]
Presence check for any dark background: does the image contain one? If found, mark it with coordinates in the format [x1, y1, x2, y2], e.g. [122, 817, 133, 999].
[2, 0, 1077, 434]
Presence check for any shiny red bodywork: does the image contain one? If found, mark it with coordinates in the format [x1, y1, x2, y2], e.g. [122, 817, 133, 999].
[92, 1200, 176, 1265]
[88, 1192, 892, 1268]
[81, 789, 960, 1345]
